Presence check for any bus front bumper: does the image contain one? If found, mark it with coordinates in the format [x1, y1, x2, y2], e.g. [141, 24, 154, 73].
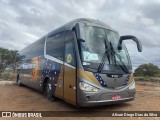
[77, 88, 135, 107]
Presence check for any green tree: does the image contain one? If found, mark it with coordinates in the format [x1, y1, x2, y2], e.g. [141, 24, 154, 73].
[0, 47, 21, 73]
[134, 63, 160, 77]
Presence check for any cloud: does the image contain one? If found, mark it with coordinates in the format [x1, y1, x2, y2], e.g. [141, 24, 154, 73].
[0, 0, 160, 68]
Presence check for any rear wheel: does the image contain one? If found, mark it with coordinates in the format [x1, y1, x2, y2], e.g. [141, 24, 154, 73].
[44, 80, 56, 101]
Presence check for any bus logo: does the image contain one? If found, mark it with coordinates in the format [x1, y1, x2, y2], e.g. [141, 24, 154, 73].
[111, 75, 119, 78]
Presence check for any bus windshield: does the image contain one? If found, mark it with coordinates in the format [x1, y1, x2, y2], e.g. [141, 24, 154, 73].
[79, 26, 132, 74]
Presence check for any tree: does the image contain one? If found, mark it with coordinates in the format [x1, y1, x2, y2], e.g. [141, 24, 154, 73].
[0, 47, 21, 73]
[134, 63, 160, 77]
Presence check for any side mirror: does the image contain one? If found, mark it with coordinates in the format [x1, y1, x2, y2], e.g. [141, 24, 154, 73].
[118, 35, 143, 52]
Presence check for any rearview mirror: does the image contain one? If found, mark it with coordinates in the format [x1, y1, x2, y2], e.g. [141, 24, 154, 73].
[118, 35, 142, 52]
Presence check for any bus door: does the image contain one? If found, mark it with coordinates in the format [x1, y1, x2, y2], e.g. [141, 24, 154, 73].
[63, 31, 77, 105]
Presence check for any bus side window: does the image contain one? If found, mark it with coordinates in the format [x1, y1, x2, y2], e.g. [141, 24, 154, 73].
[23, 38, 45, 58]
[65, 31, 76, 67]
[46, 32, 65, 60]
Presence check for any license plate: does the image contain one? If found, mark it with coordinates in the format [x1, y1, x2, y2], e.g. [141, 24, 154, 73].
[112, 95, 121, 100]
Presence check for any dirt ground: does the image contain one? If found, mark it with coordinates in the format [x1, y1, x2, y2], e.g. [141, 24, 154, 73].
[0, 81, 159, 120]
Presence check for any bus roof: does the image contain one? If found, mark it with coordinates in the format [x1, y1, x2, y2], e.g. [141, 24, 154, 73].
[49, 18, 112, 34]
[20, 18, 114, 53]
[63, 18, 111, 29]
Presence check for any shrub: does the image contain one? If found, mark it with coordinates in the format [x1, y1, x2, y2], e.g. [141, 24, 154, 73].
[0, 72, 14, 81]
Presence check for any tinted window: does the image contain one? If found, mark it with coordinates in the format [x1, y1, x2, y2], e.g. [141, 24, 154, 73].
[20, 37, 45, 58]
[46, 32, 64, 60]
[31, 38, 45, 57]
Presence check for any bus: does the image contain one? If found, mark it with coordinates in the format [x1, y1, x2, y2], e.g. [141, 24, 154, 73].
[16, 18, 142, 107]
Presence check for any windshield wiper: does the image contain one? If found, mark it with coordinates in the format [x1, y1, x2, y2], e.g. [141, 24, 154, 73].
[109, 42, 129, 74]
[97, 39, 110, 72]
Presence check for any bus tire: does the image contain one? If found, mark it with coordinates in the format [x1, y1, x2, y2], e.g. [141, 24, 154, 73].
[45, 80, 56, 101]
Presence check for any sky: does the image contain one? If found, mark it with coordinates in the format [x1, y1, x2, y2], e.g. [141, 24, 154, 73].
[0, 0, 160, 69]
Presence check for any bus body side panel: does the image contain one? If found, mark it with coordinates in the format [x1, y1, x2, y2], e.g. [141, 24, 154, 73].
[37, 56, 45, 91]
[41, 58, 62, 94]
[17, 56, 44, 90]
[29, 56, 40, 89]
[17, 59, 29, 85]
[54, 64, 64, 99]
[41, 56, 76, 106]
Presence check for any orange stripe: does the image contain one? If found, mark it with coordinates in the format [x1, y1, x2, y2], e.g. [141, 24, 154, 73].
[128, 72, 134, 83]
[78, 69, 100, 86]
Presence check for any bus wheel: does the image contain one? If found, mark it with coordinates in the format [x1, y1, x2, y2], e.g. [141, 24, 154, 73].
[17, 75, 21, 86]
[45, 80, 56, 101]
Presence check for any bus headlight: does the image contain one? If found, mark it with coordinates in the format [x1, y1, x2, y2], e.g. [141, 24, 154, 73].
[79, 82, 99, 92]
[129, 82, 135, 90]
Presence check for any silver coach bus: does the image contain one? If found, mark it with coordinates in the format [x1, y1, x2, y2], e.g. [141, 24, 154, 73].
[16, 18, 142, 107]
